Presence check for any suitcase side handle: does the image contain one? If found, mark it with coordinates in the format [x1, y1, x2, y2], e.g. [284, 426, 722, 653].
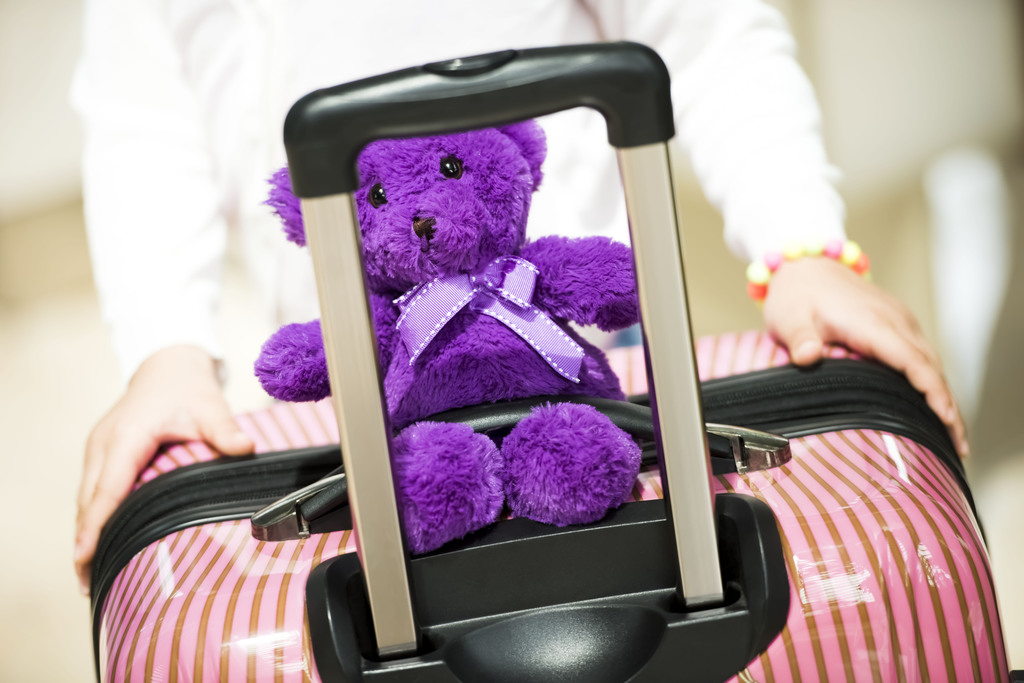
[284, 42, 673, 198]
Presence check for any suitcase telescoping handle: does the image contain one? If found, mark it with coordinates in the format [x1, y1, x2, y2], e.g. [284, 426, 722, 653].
[284, 43, 674, 198]
[284, 42, 722, 659]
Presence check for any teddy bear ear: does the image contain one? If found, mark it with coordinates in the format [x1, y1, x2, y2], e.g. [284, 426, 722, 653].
[498, 120, 546, 190]
[265, 166, 307, 247]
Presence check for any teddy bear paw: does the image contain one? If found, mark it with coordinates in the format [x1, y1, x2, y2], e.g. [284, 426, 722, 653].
[392, 421, 504, 554]
[254, 320, 330, 402]
[501, 402, 641, 526]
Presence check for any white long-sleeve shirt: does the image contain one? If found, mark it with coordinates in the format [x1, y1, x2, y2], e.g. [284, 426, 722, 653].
[73, 0, 846, 381]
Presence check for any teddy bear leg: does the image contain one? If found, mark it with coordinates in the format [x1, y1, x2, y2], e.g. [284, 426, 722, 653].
[501, 403, 641, 526]
[392, 421, 504, 554]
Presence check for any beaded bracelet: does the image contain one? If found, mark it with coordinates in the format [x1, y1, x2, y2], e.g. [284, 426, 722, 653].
[745, 239, 871, 302]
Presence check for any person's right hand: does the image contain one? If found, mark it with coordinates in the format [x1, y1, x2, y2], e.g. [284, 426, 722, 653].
[74, 346, 254, 595]
[762, 257, 968, 458]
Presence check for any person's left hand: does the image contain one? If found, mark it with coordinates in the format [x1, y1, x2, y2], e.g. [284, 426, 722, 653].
[75, 346, 254, 595]
[762, 256, 968, 458]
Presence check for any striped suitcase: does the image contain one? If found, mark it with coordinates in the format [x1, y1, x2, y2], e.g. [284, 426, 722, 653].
[90, 334, 1011, 682]
[90, 43, 1014, 681]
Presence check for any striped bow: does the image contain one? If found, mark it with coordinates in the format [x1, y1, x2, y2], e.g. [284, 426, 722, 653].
[394, 256, 584, 382]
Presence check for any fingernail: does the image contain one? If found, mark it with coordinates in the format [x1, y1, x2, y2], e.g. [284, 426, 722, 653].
[73, 543, 84, 563]
[227, 433, 253, 453]
[795, 341, 820, 363]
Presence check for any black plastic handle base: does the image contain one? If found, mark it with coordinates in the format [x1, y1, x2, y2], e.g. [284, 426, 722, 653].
[306, 494, 789, 682]
[284, 42, 673, 198]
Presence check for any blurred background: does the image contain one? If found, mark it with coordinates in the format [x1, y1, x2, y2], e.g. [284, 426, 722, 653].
[0, 0, 1021, 679]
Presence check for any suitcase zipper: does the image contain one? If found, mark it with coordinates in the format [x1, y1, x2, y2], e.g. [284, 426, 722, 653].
[90, 357, 965, 655]
[700, 358, 961, 471]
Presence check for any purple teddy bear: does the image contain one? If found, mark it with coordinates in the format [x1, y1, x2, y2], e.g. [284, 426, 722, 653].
[255, 120, 642, 553]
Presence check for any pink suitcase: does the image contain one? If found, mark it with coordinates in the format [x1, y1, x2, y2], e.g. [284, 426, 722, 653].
[89, 43, 1014, 681]
[90, 333, 1012, 682]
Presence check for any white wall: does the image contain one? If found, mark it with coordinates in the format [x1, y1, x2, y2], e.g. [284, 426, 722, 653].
[0, 0, 83, 223]
[808, 0, 1023, 203]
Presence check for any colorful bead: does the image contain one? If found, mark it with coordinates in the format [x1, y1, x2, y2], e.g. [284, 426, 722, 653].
[840, 240, 862, 266]
[763, 251, 784, 272]
[823, 239, 844, 259]
[783, 241, 804, 260]
[747, 281, 768, 301]
[746, 261, 772, 285]
[805, 240, 825, 257]
[852, 252, 870, 275]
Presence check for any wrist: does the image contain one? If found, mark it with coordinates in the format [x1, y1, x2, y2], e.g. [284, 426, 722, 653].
[129, 345, 222, 392]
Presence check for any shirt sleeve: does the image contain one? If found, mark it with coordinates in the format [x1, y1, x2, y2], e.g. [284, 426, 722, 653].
[72, 0, 227, 382]
[583, 0, 847, 262]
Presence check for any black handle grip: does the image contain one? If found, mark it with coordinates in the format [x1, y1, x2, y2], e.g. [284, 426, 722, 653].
[284, 42, 673, 198]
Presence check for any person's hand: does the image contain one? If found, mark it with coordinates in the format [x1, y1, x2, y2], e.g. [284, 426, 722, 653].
[762, 257, 969, 458]
[74, 346, 254, 595]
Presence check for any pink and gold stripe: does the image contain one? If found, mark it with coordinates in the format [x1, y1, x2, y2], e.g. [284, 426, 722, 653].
[103, 333, 1008, 682]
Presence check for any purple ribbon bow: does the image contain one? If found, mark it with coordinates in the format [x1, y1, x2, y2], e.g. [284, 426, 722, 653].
[394, 256, 584, 382]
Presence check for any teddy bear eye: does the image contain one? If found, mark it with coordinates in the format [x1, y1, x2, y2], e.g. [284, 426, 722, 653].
[368, 183, 387, 208]
[440, 155, 464, 179]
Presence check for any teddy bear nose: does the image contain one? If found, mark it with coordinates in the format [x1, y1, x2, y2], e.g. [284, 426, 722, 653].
[413, 217, 436, 240]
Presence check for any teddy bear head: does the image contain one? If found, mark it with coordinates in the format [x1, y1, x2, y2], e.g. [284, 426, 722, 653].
[267, 120, 546, 294]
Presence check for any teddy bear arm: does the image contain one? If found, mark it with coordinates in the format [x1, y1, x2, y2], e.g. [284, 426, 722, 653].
[253, 298, 397, 403]
[521, 236, 639, 331]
